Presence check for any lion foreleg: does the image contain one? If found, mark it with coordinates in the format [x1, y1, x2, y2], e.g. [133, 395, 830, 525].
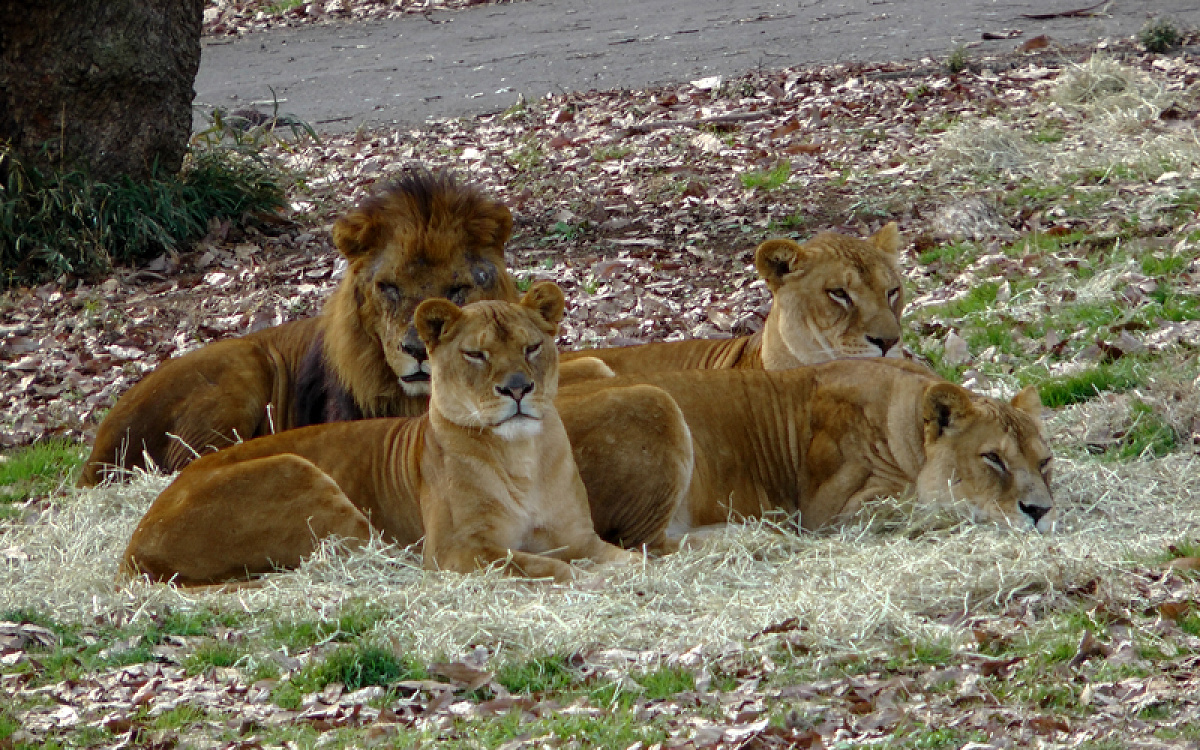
[123, 453, 372, 586]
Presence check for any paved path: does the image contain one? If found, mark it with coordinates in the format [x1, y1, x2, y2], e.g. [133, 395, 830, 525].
[195, 0, 1200, 133]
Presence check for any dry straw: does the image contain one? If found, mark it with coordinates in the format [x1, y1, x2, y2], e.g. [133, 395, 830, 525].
[3, 450, 1199, 664]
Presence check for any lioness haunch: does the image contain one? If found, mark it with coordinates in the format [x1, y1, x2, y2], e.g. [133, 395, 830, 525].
[123, 283, 639, 585]
[560, 358, 1055, 537]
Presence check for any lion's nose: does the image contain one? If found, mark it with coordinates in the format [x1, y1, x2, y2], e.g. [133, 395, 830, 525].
[1019, 501, 1051, 527]
[401, 327, 427, 362]
[496, 373, 534, 401]
[867, 336, 899, 355]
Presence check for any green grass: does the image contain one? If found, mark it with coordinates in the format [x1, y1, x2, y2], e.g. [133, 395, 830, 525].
[268, 604, 388, 651]
[273, 643, 425, 709]
[495, 654, 579, 695]
[739, 161, 791, 190]
[0, 439, 85, 505]
[1109, 399, 1177, 460]
[1029, 361, 1143, 408]
[183, 641, 243, 674]
[0, 145, 284, 284]
[634, 664, 696, 699]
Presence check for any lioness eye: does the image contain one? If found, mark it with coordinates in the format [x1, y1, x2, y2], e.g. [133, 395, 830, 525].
[377, 282, 402, 305]
[463, 350, 487, 364]
[525, 342, 542, 360]
[1040, 457, 1053, 478]
[981, 452, 1006, 473]
[887, 287, 901, 305]
[827, 288, 852, 307]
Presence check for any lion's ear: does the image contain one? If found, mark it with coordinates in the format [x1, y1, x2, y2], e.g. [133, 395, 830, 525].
[870, 222, 902, 255]
[922, 382, 975, 439]
[332, 209, 384, 260]
[521, 282, 566, 328]
[415, 299, 464, 351]
[491, 204, 514, 249]
[1010, 386, 1043, 419]
[755, 239, 803, 288]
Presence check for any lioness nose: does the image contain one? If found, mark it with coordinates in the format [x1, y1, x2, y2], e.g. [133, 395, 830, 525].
[1019, 501, 1051, 526]
[867, 336, 900, 355]
[496, 373, 534, 401]
[401, 327, 427, 362]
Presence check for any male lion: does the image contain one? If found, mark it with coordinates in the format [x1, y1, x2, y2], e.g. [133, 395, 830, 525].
[80, 171, 517, 486]
[559, 358, 1056, 539]
[559, 223, 906, 378]
[123, 284, 642, 585]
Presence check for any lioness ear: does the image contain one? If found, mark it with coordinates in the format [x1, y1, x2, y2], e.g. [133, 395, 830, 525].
[414, 299, 464, 351]
[870, 222, 902, 255]
[755, 239, 803, 288]
[1010, 386, 1043, 419]
[922, 382, 975, 439]
[521, 281, 566, 328]
[332, 209, 384, 260]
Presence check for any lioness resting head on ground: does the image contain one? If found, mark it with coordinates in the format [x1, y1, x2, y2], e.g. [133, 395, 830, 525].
[559, 223, 905, 379]
[80, 170, 517, 486]
[558, 358, 1055, 538]
[123, 283, 640, 585]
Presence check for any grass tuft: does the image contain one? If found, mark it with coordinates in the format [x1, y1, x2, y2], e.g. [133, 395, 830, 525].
[1139, 18, 1183, 54]
[945, 45, 968, 75]
[0, 440, 85, 506]
[739, 161, 791, 190]
[0, 145, 284, 285]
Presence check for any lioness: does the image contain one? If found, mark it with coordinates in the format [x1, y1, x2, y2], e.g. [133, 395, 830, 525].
[558, 359, 1055, 537]
[559, 223, 905, 378]
[124, 283, 641, 585]
[80, 170, 518, 486]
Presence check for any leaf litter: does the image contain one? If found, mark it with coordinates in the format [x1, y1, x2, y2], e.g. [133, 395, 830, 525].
[3, 29, 1200, 750]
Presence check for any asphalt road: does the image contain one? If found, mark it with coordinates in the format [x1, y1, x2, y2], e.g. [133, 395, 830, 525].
[194, 0, 1200, 133]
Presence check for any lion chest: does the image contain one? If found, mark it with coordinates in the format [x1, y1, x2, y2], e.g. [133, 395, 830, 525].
[449, 449, 566, 554]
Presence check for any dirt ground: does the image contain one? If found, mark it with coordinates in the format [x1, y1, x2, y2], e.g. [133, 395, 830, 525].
[195, 0, 1200, 133]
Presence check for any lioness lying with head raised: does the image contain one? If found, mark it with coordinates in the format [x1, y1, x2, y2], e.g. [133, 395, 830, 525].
[124, 283, 641, 585]
[559, 358, 1055, 538]
[560, 223, 905, 378]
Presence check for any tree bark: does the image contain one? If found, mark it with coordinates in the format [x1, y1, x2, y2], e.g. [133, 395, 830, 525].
[0, 0, 204, 182]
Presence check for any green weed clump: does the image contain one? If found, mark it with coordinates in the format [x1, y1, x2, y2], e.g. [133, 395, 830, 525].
[946, 45, 969, 75]
[1139, 18, 1182, 54]
[0, 145, 284, 285]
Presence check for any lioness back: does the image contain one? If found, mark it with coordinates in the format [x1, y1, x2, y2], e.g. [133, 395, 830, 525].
[557, 358, 1054, 535]
[81, 171, 516, 486]
[559, 223, 906, 379]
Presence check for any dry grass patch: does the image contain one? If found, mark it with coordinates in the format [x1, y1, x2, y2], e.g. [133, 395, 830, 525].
[2, 455, 1198, 666]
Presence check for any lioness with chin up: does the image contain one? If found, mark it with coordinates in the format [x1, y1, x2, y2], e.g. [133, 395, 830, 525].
[560, 223, 906, 380]
[558, 358, 1055, 540]
[124, 283, 639, 585]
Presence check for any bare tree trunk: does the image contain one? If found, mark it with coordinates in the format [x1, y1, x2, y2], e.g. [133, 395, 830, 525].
[0, 0, 204, 182]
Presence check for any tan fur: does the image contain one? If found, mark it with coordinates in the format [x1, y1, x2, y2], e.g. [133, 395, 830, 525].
[124, 285, 641, 585]
[559, 223, 906, 381]
[558, 358, 1055, 538]
[80, 172, 517, 486]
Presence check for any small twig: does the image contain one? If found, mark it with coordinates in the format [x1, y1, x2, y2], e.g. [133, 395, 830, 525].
[1021, 0, 1109, 20]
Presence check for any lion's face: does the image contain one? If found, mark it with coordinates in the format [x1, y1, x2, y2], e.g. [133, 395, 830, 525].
[916, 384, 1055, 532]
[331, 172, 518, 397]
[756, 223, 905, 367]
[416, 283, 565, 439]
